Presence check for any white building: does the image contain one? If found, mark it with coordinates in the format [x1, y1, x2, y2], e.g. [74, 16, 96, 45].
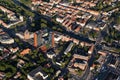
[54, 34, 62, 42]
[56, 17, 64, 23]
[47, 51, 56, 59]
[0, 34, 14, 44]
[64, 42, 74, 55]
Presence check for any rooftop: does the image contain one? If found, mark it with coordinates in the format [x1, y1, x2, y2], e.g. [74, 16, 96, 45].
[27, 66, 48, 80]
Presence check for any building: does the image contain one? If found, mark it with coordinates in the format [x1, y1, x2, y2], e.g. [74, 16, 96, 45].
[58, 77, 64, 80]
[34, 30, 42, 47]
[0, 6, 14, 13]
[85, 20, 106, 31]
[73, 38, 79, 45]
[85, 21, 98, 30]
[10, 47, 19, 53]
[54, 33, 62, 42]
[55, 70, 61, 77]
[61, 35, 72, 42]
[20, 48, 31, 56]
[16, 30, 33, 40]
[73, 54, 89, 61]
[80, 42, 92, 47]
[27, 66, 48, 80]
[40, 45, 47, 53]
[24, 30, 30, 40]
[49, 32, 54, 47]
[0, 6, 15, 19]
[74, 62, 87, 70]
[52, 32, 55, 48]
[117, 76, 120, 80]
[13, 72, 21, 79]
[56, 17, 64, 23]
[0, 46, 4, 51]
[0, 20, 9, 28]
[96, 55, 106, 64]
[16, 32, 24, 39]
[32, 0, 41, 5]
[0, 72, 5, 80]
[98, 51, 108, 56]
[88, 44, 94, 54]
[0, 6, 23, 28]
[64, 42, 74, 55]
[0, 34, 14, 44]
[46, 51, 56, 59]
[17, 59, 25, 68]
[113, 25, 120, 31]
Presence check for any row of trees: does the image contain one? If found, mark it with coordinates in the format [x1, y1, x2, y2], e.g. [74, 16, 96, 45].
[0, 0, 34, 17]
[29, 17, 63, 33]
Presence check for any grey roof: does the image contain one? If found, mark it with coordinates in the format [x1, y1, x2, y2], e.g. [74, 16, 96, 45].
[27, 38, 34, 45]
[86, 21, 98, 28]
[28, 66, 48, 80]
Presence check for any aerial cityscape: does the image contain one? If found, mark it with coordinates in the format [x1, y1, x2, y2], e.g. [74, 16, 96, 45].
[0, 0, 120, 80]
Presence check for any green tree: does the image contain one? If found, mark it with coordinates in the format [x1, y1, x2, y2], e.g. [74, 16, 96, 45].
[41, 19, 47, 24]
[115, 16, 120, 25]
[41, 23, 47, 29]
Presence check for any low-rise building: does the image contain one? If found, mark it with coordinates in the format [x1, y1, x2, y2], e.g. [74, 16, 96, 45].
[0, 34, 14, 44]
[73, 54, 89, 61]
[13, 72, 21, 79]
[85, 20, 106, 31]
[16, 30, 34, 40]
[27, 66, 48, 80]
[54, 33, 62, 42]
[74, 62, 87, 70]
[0, 6, 23, 28]
[80, 42, 92, 47]
[98, 51, 108, 56]
[0, 72, 5, 80]
[88, 44, 94, 54]
[40, 45, 48, 53]
[85, 21, 98, 30]
[20, 48, 31, 56]
[17, 59, 25, 68]
[10, 47, 19, 53]
[113, 25, 120, 31]
[56, 17, 64, 23]
[46, 51, 56, 59]
[97, 55, 106, 64]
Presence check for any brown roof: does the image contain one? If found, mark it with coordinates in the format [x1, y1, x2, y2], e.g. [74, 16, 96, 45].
[98, 51, 107, 56]
[88, 44, 95, 54]
[74, 62, 87, 70]
[20, 48, 30, 56]
[40, 45, 47, 52]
